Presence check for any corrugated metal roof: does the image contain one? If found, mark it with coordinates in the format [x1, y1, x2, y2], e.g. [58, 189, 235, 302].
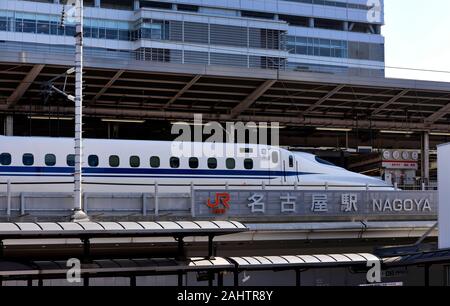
[0, 221, 248, 239]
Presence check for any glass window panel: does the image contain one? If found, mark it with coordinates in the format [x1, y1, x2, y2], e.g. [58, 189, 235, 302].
[207, 158, 217, 169]
[130, 156, 140, 168]
[170, 157, 180, 168]
[88, 155, 99, 167]
[45, 154, 56, 166]
[23, 153, 34, 166]
[244, 158, 253, 170]
[109, 155, 120, 167]
[0, 153, 12, 166]
[67, 154, 75, 167]
[150, 156, 160, 168]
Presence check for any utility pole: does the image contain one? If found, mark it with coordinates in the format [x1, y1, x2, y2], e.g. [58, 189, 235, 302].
[72, 0, 88, 221]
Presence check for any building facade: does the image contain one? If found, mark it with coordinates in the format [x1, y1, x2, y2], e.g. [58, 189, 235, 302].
[0, 0, 385, 76]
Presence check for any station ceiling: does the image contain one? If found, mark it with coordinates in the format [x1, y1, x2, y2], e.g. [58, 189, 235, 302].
[1, 56, 450, 133]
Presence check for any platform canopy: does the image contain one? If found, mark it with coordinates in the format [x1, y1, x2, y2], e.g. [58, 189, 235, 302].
[0, 221, 247, 239]
[1, 50, 450, 133]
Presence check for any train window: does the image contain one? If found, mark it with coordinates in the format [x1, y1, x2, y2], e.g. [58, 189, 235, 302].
[109, 155, 120, 167]
[189, 157, 199, 169]
[88, 155, 99, 167]
[130, 156, 140, 168]
[207, 158, 217, 169]
[67, 154, 75, 167]
[23, 153, 34, 166]
[315, 156, 336, 166]
[244, 158, 253, 170]
[289, 155, 294, 167]
[226, 158, 235, 169]
[0, 153, 11, 166]
[150, 156, 160, 168]
[170, 157, 180, 168]
[45, 154, 56, 166]
[271, 151, 279, 163]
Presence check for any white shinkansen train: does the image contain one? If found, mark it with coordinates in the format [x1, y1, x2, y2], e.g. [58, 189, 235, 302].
[0, 136, 392, 193]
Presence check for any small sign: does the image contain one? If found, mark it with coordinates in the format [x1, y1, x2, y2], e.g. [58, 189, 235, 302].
[206, 192, 231, 214]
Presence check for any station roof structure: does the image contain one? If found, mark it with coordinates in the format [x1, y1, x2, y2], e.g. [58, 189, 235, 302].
[1, 48, 450, 133]
[0, 221, 247, 239]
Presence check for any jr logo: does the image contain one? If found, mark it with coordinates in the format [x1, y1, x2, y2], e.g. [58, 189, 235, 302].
[207, 192, 231, 214]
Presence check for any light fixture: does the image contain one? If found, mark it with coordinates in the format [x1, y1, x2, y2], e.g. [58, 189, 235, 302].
[28, 116, 73, 121]
[380, 130, 414, 135]
[316, 127, 352, 132]
[101, 119, 145, 123]
[430, 132, 450, 136]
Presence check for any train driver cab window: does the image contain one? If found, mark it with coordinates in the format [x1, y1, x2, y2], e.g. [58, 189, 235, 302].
[130, 156, 140, 168]
[289, 155, 294, 168]
[88, 155, 99, 167]
[67, 154, 75, 167]
[189, 157, 199, 169]
[170, 157, 180, 168]
[109, 155, 120, 167]
[207, 158, 217, 169]
[244, 158, 253, 170]
[45, 154, 56, 166]
[271, 151, 279, 164]
[0, 153, 11, 166]
[22, 153, 34, 166]
[226, 158, 235, 169]
[150, 156, 160, 168]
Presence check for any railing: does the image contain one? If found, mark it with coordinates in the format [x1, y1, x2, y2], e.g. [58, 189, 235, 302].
[0, 179, 439, 220]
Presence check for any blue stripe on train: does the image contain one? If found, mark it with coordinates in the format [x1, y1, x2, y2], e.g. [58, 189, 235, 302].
[0, 166, 314, 177]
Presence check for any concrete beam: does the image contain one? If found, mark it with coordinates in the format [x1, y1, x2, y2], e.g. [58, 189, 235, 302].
[4, 115, 13, 136]
[372, 89, 409, 116]
[303, 84, 345, 114]
[91, 70, 124, 103]
[164, 75, 201, 109]
[6, 64, 44, 108]
[230, 80, 276, 118]
[3, 105, 450, 132]
[425, 100, 450, 124]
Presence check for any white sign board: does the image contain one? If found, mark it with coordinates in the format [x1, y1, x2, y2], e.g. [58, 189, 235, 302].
[438, 143, 450, 249]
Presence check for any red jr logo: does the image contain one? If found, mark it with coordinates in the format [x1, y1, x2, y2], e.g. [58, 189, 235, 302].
[207, 193, 231, 214]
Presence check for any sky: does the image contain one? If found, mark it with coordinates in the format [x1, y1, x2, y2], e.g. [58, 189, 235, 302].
[382, 0, 450, 82]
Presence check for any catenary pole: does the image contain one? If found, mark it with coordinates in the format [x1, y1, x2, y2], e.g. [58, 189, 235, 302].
[73, 0, 86, 220]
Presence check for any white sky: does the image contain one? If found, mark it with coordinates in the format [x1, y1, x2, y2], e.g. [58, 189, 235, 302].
[382, 0, 450, 82]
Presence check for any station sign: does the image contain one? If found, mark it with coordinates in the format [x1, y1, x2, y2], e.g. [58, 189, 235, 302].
[382, 150, 419, 170]
[195, 190, 437, 218]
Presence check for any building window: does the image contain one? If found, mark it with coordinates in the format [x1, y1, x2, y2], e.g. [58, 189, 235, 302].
[0, 153, 11, 166]
[189, 157, 199, 169]
[67, 154, 75, 167]
[170, 157, 180, 168]
[45, 154, 56, 166]
[244, 158, 253, 170]
[109, 155, 120, 167]
[207, 158, 217, 169]
[88, 155, 99, 167]
[130, 156, 140, 168]
[22, 153, 34, 166]
[150, 156, 160, 168]
[226, 158, 235, 170]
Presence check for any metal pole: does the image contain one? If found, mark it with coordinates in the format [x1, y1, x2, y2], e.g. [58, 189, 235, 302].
[73, 0, 87, 220]
[6, 180, 11, 217]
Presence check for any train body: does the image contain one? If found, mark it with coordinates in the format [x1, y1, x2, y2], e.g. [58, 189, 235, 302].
[0, 136, 392, 193]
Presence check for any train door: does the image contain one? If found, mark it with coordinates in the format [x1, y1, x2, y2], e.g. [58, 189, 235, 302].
[295, 159, 300, 183]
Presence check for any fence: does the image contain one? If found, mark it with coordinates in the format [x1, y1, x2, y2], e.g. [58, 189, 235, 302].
[0, 180, 439, 221]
